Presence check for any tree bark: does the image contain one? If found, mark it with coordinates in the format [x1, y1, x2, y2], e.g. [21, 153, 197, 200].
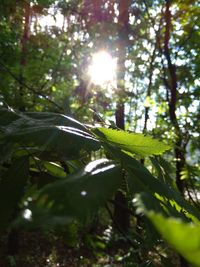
[18, 1, 31, 111]
[113, 0, 131, 234]
[143, 46, 156, 133]
[163, 0, 185, 193]
[115, 0, 130, 129]
[115, 0, 130, 130]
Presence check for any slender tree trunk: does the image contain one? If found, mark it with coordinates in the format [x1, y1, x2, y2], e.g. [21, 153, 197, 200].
[140, 46, 156, 166]
[163, 0, 185, 194]
[143, 46, 156, 133]
[113, 0, 130, 234]
[163, 4, 189, 261]
[115, 0, 130, 130]
[18, 1, 31, 111]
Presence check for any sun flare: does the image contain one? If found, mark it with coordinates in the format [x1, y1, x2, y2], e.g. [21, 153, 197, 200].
[88, 51, 117, 87]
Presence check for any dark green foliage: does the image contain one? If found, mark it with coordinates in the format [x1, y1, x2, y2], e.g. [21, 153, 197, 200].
[0, 0, 199, 264]
[0, 156, 29, 230]
[1, 108, 100, 160]
[1, 106, 200, 266]
[33, 159, 122, 223]
[24, 112, 89, 131]
[5, 125, 99, 158]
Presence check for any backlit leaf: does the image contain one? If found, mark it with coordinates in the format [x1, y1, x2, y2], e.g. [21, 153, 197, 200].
[44, 161, 67, 178]
[4, 125, 100, 159]
[24, 112, 88, 132]
[31, 159, 122, 223]
[148, 212, 200, 267]
[107, 147, 200, 220]
[93, 127, 171, 156]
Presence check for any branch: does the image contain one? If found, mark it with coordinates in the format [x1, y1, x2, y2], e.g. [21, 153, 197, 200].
[0, 60, 62, 110]
[39, 42, 69, 92]
[175, 25, 197, 59]
[163, 0, 178, 127]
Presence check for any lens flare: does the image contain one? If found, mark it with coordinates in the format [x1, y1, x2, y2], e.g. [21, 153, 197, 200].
[88, 51, 117, 87]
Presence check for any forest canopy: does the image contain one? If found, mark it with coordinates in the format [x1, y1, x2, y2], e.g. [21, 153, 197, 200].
[0, 0, 200, 266]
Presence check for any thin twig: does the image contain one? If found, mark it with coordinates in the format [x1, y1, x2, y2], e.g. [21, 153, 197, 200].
[0, 60, 62, 110]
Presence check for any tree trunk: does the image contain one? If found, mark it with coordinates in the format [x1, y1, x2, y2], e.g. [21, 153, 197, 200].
[113, 0, 130, 234]
[143, 46, 156, 133]
[18, 1, 31, 111]
[163, 0, 185, 194]
[115, 0, 130, 130]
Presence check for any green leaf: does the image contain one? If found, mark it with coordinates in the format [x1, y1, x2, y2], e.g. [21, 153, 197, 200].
[106, 147, 200, 220]
[4, 125, 100, 159]
[0, 109, 98, 160]
[0, 108, 20, 126]
[108, 147, 173, 197]
[23, 112, 88, 132]
[148, 212, 200, 267]
[0, 156, 29, 229]
[44, 161, 67, 178]
[150, 157, 174, 185]
[93, 127, 171, 157]
[33, 159, 122, 223]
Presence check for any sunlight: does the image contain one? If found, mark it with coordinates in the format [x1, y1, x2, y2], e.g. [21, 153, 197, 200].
[88, 51, 117, 87]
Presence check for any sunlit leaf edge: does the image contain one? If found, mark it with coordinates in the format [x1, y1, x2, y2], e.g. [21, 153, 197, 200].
[93, 127, 171, 156]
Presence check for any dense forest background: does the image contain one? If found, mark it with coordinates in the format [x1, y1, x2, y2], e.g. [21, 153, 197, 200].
[0, 0, 200, 266]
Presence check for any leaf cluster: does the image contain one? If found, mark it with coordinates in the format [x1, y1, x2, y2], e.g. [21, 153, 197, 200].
[1, 107, 200, 266]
